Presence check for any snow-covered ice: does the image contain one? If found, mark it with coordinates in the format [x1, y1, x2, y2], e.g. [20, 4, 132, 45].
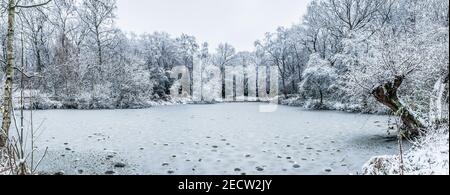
[26, 103, 401, 175]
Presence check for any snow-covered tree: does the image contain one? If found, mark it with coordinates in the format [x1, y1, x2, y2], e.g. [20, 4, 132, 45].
[344, 0, 449, 135]
[213, 43, 236, 98]
[176, 34, 199, 95]
[300, 53, 337, 106]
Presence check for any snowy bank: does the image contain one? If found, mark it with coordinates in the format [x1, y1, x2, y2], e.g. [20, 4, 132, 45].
[8, 90, 194, 110]
[280, 96, 389, 114]
[363, 127, 449, 175]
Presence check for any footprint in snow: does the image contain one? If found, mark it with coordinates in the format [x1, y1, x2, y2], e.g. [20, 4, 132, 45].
[105, 170, 115, 175]
[114, 162, 126, 168]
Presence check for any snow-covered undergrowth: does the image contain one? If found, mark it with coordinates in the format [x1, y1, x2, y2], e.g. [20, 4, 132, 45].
[0, 149, 11, 175]
[10, 90, 194, 110]
[280, 96, 389, 114]
[363, 127, 449, 175]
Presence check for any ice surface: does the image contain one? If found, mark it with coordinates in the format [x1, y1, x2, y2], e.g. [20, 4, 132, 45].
[25, 103, 400, 175]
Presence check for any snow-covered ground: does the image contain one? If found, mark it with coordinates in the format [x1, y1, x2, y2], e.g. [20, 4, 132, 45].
[25, 103, 400, 175]
[363, 128, 449, 175]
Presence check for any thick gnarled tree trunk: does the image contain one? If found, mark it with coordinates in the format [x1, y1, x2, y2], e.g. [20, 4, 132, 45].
[0, 0, 16, 148]
[372, 76, 425, 136]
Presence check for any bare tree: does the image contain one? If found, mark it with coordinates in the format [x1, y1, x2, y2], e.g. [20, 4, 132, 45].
[78, 0, 116, 70]
[1, 0, 52, 148]
[76, 0, 117, 104]
[213, 43, 236, 98]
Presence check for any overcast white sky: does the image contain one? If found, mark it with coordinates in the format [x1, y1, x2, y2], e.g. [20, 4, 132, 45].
[116, 0, 311, 51]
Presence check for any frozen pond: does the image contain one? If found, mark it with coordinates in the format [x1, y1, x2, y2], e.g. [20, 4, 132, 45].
[27, 103, 400, 175]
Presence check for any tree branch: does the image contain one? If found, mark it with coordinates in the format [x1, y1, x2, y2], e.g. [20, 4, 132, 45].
[13, 67, 43, 79]
[14, 0, 52, 9]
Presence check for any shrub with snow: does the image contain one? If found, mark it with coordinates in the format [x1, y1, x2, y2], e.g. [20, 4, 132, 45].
[299, 53, 338, 105]
[0, 149, 11, 175]
[363, 127, 449, 175]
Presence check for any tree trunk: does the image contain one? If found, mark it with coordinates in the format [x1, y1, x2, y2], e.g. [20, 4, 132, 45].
[36, 46, 42, 72]
[1, 0, 16, 148]
[95, 26, 103, 67]
[221, 65, 225, 99]
[319, 89, 323, 106]
[282, 64, 288, 98]
[372, 76, 425, 136]
[430, 75, 449, 127]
